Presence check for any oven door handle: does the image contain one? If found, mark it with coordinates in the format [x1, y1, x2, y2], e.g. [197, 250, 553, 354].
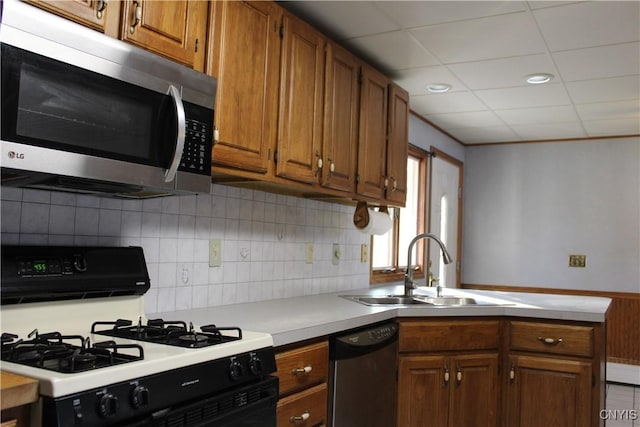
[164, 84, 186, 183]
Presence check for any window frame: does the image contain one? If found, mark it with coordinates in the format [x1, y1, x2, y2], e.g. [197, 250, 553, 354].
[370, 145, 429, 284]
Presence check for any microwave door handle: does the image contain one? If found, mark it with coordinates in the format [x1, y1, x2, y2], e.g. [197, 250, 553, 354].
[164, 85, 186, 183]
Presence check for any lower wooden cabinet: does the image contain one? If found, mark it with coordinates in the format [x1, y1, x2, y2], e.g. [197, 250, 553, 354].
[504, 319, 605, 427]
[398, 353, 498, 427]
[275, 340, 328, 427]
[505, 355, 591, 427]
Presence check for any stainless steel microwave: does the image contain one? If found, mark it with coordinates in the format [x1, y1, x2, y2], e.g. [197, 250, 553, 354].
[0, 0, 217, 198]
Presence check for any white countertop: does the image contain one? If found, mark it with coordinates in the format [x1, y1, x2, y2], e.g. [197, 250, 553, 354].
[149, 286, 611, 347]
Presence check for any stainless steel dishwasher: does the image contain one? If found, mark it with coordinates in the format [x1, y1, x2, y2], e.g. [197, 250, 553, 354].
[329, 322, 398, 427]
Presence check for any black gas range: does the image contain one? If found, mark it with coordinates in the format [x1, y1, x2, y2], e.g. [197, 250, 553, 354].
[0, 245, 278, 427]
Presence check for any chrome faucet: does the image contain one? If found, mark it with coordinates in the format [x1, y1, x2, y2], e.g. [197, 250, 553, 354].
[404, 233, 453, 296]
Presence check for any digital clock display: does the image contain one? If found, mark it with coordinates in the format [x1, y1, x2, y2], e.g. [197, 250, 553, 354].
[33, 262, 48, 273]
[17, 258, 62, 276]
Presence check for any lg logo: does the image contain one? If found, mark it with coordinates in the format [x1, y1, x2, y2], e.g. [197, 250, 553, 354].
[7, 151, 25, 159]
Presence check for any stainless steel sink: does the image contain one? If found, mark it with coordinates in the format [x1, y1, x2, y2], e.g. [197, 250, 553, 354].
[341, 294, 478, 307]
[416, 296, 477, 306]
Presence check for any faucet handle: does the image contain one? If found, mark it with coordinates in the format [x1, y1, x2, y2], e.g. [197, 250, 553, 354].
[436, 284, 443, 298]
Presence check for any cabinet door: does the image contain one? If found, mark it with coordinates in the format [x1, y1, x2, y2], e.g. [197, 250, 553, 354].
[386, 84, 409, 206]
[505, 355, 592, 427]
[24, 0, 120, 35]
[398, 355, 449, 427]
[357, 64, 389, 200]
[208, 1, 282, 176]
[450, 354, 498, 427]
[322, 42, 359, 194]
[276, 13, 325, 184]
[121, 0, 207, 70]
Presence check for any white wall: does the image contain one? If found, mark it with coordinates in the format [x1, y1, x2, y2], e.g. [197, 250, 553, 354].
[409, 114, 465, 161]
[1, 185, 370, 313]
[462, 137, 640, 293]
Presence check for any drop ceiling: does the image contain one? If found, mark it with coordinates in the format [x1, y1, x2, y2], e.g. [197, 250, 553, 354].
[281, 1, 640, 145]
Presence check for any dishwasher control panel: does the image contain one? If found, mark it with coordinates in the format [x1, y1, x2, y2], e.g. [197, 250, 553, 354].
[336, 323, 398, 347]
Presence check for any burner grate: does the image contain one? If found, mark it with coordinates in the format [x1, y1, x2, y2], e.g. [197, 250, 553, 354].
[0, 330, 144, 373]
[91, 318, 243, 348]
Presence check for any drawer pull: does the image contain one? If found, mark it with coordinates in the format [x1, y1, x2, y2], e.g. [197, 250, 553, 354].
[292, 366, 313, 375]
[456, 364, 462, 384]
[290, 410, 310, 423]
[509, 364, 516, 382]
[537, 336, 563, 345]
[444, 365, 450, 385]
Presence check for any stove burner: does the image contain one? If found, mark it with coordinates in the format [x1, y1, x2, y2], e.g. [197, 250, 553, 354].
[0, 331, 144, 373]
[91, 318, 243, 348]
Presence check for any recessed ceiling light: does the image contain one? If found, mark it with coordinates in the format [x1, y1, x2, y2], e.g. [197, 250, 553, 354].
[427, 83, 451, 93]
[526, 73, 554, 84]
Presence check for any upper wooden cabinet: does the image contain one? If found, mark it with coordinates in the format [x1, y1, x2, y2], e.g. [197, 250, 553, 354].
[276, 12, 325, 185]
[207, 1, 282, 176]
[386, 84, 409, 206]
[357, 64, 389, 201]
[24, 0, 121, 35]
[321, 42, 359, 195]
[24, 0, 207, 71]
[121, 0, 208, 70]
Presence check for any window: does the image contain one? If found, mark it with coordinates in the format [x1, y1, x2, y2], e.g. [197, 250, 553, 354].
[371, 146, 429, 283]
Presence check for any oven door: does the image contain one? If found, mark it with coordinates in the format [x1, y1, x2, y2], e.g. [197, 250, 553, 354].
[124, 376, 278, 427]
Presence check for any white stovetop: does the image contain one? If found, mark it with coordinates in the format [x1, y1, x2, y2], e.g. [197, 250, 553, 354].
[0, 296, 273, 397]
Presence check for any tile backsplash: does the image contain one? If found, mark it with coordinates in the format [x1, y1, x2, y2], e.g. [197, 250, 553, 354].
[1, 185, 370, 313]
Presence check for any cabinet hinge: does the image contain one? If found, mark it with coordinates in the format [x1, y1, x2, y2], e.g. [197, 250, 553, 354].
[279, 23, 284, 39]
[458, 186, 463, 199]
[456, 260, 461, 273]
[274, 149, 279, 164]
[195, 38, 199, 53]
[358, 70, 363, 85]
[355, 173, 360, 183]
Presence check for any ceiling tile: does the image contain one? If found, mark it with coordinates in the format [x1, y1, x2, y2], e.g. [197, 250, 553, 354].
[553, 42, 640, 82]
[582, 118, 640, 137]
[575, 100, 640, 122]
[447, 54, 559, 90]
[410, 12, 547, 63]
[392, 66, 466, 95]
[533, 2, 640, 52]
[475, 84, 571, 110]
[426, 111, 504, 129]
[346, 31, 440, 71]
[410, 92, 487, 115]
[565, 76, 640, 104]
[510, 122, 587, 140]
[494, 105, 579, 125]
[375, 1, 527, 28]
[447, 125, 521, 144]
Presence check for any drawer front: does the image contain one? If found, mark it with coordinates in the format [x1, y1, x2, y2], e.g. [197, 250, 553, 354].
[399, 320, 500, 352]
[277, 383, 327, 427]
[509, 321, 593, 357]
[276, 341, 329, 396]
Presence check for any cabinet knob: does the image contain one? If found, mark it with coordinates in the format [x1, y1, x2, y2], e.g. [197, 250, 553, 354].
[289, 410, 310, 423]
[130, 0, 142, 34]
[456, 364, 462, 384]
[96, 0, 108, 19]
[443, 365, 450, 385]
[537, 336, 563, 346]
[509, 364, 516, 382]
[292, 365, 312, 375]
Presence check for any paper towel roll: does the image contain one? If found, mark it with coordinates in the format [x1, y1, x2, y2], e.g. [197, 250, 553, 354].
[357, 209, 392, 235]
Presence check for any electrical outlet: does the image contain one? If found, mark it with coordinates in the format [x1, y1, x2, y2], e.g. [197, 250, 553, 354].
[306, 243, 314, 264]
[569, 254, 586, 268]
[332, 243, 341, 266]
[209, 239, 222, 267]
[360, 244, 369, 263]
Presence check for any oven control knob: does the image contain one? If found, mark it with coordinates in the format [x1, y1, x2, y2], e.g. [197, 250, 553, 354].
[73, 255, 87, 272]
[249, 353, 263, 375]
[131, 385, 150, 409]
[229, 357, 243, 380]
[97, 393, 118, 418]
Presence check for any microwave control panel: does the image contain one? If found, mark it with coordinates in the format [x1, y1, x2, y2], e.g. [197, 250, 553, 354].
[180, 102, 213, 176]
